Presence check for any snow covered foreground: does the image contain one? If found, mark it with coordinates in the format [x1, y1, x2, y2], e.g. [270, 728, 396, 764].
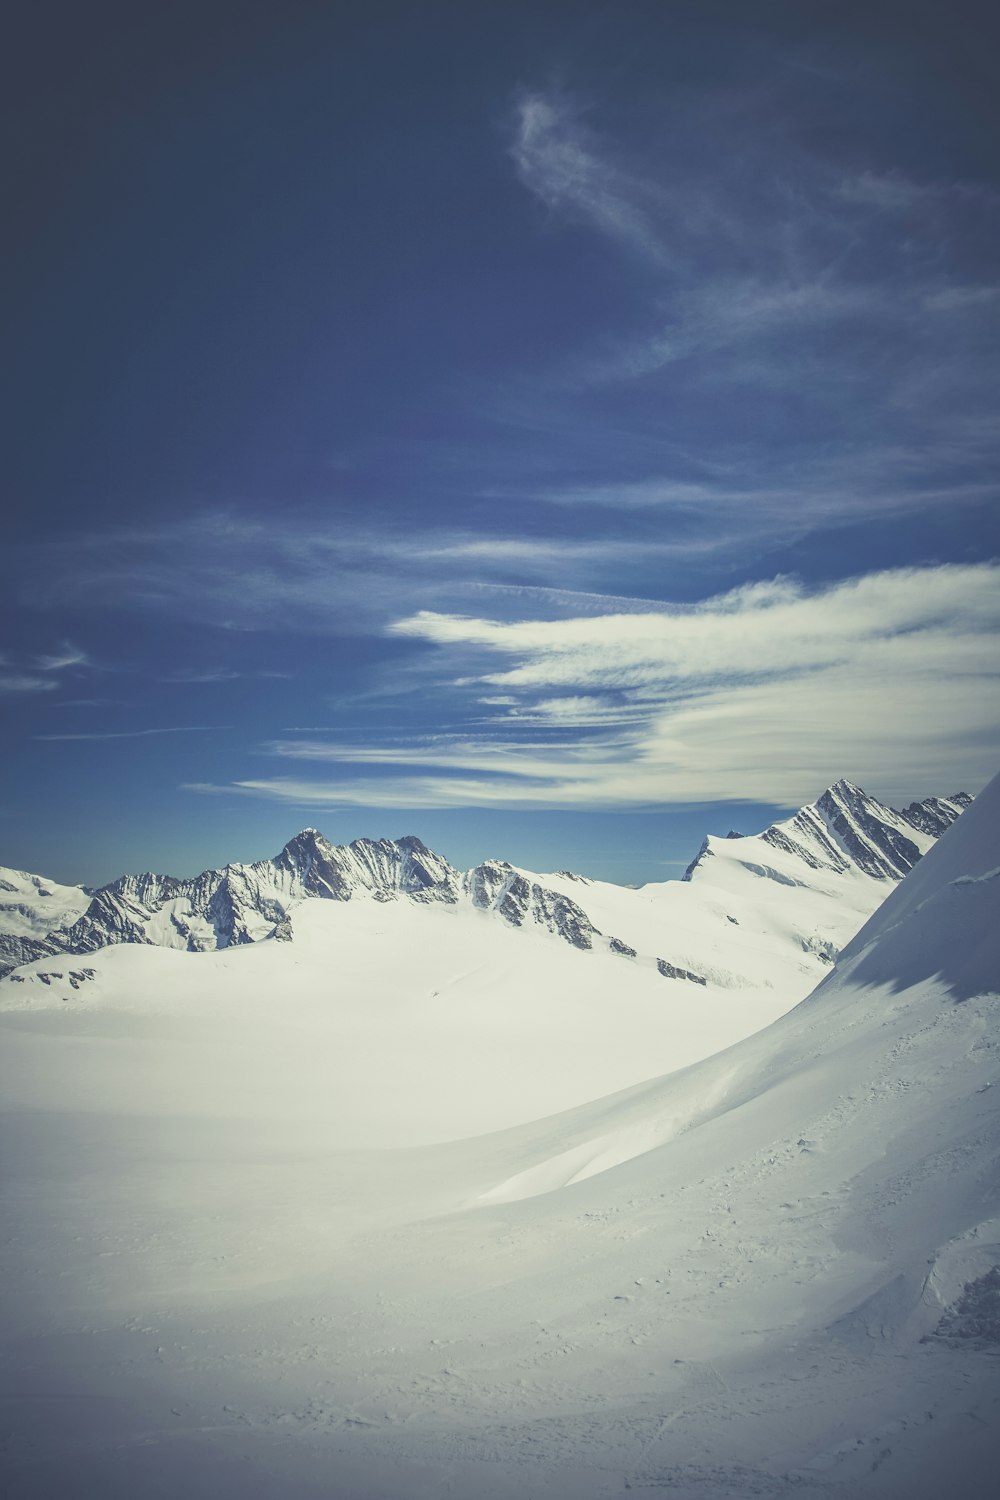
[2, 780, 998, 1498]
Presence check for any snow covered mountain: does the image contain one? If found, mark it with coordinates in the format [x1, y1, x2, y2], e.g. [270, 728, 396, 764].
[1, 777, 995, 1499]
[0, 781, 971, 985]
[528, 778, 971, 1000]
[470, 772, 996, 1203]
[0, 865, 90, 975]
[1, 829, 601, 970]
[742, 777, 971, 879]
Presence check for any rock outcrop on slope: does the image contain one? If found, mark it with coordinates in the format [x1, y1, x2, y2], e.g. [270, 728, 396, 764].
[463, 860, 599, 949]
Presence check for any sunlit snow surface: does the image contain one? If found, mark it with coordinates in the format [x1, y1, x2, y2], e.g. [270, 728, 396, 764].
[1, 782, 998, 1498]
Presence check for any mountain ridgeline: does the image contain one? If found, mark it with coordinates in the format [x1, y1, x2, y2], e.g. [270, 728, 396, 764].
[683, 779, 971, 882]
[0, 779, 972, 982]
[0, 830, 604, 976]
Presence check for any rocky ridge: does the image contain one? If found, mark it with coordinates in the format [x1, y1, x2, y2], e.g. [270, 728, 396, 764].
[0, 830, 603, 975]
[683, 779, 971, 883]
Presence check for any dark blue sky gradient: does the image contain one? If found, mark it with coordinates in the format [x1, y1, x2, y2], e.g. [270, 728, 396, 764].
[2, 1, 998, 885]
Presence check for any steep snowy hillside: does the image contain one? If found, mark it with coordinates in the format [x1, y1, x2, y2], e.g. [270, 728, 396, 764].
[0, 773, 995, 1498]
[470, 770, 997, 1200]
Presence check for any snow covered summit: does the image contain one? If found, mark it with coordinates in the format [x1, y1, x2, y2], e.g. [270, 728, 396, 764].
[684, 778, 971, 882]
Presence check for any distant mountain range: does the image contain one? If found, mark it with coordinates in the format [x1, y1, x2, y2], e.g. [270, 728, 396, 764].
[0, 780, 971, 992]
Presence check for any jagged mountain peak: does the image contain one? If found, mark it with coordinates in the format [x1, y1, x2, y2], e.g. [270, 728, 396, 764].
[824, 775, 861, 796]
[280, 828, 334, 864]
[394, 834, 434, 856]
[764, 780, 970, 881]
[683, 779, 971, 886]
[826, 774, 866, 794]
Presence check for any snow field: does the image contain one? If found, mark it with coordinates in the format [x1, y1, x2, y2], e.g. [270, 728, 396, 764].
[1, 777, 996, 1497]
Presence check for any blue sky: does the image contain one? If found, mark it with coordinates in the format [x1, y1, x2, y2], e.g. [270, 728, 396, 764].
[3, 0, 998, 886]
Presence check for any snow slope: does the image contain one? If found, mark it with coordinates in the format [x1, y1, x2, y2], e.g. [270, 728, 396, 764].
[0, 775, 996, 1498]
[0, 897, 798, 1144]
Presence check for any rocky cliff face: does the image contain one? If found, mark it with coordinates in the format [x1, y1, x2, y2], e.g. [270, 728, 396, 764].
[463, 860, 600, 949]
[0, 931, 63, 973]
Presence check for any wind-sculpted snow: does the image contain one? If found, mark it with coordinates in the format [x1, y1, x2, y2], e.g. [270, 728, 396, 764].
[475, 769, 999, 1205]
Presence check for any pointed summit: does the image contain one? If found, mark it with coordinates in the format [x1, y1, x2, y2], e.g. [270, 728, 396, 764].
[274, 827, 357, 898]
[394, 834, 432, 856]
[280, 826, 328, 853]
[824, 776, 863, 799]
[768, 780, 970, 880]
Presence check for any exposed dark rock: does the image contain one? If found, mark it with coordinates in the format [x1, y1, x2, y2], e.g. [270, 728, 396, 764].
[0, 783, 972, 982]
[465, 861, 599, 949]
[757, 781, 970, 882]
[924, 1266, 1000, 1347]
[657, 958, 707, 985]
[609, 937, 637, 958]
[0, 931, 63, 978]
[682, 838, 712, 883]
[899, 791, 973, 838]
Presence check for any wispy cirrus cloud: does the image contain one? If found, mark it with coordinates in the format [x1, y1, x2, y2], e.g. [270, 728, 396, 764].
[37, 725, 231, 743]
[511, 93, 670, 266]
[497, 88, 1000, 554]
[0, 644, 92, 694]
[388, 566, 998, 689]
[0, 674, 59, 694]
[162, 667, 292, 684]
[8, 512, 713, 637]
[189, 563, 999, 811]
